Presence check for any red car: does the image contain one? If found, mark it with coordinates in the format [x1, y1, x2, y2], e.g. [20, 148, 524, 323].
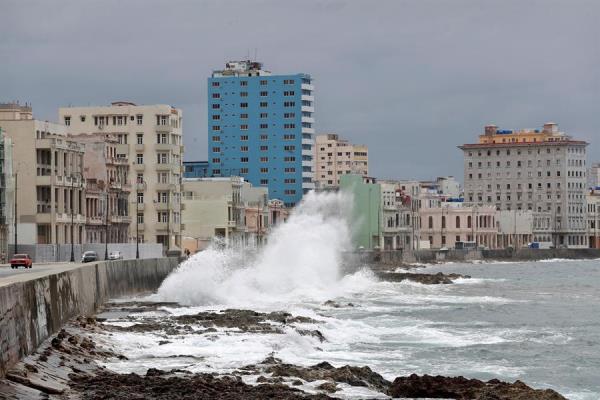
[10, 254, 33, 269]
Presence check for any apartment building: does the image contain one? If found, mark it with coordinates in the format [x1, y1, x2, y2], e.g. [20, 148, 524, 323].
[314, 133, 368, 189]
[340, 175, 412, 250]
[588, 190, 600, 248]
[73, 133, 131, 244]
[207, 60, 315, 207]
[0, 128, 14, 261]
[589, 163, 600, 189]
[419, 202, 498, 249]
[460, 123, 589, 248]
[0, 103, 86, 247]
[60, 102, 183, 251]
[183, 161, 209, 178]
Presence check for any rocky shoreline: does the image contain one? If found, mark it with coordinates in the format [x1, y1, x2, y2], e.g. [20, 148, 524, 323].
[0, 272, 566, 399]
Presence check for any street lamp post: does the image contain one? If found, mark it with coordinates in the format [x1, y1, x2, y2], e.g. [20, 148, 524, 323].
[104, 189, 109, 260]
[13, 172, 17, 255]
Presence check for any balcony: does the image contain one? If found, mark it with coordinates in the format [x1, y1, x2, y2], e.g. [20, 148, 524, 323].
[155, 124, 173, 133]
[111, 215, 131, 224]
[135, 183, 146, 192]
[137, 223, 145, 231]
[227, 220, 236, 227]
[133, 163, 145, 171]
[155, 163, 173, 171]
[155, 143, 176, 151]
[155, 222, 168, 231]
[180, 223, 186, 231]
[180, 203, 186, 211]
[116, 143, 129, 154]
[136, 203, 145, 211]
[86, 216, 104, 225]
[156, 183, 176, 191]
[135, 144, 145, 152]
[155, 202, 170, 211]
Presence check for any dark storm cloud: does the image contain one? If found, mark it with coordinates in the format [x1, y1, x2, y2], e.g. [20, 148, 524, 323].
[1, 0, 599, 181]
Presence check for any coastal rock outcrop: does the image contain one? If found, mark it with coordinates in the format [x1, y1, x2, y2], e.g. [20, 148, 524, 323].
[377, 271, 469, 284]
[387, 374, 567, 400]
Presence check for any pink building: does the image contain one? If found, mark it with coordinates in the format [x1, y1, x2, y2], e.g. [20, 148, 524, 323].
[419, 203, 498, 249]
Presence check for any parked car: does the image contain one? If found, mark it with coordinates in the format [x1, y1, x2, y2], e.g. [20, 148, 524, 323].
[81, 251, 98, 263]
[108, 251, 123, 260]
[10, 254, 32, 269]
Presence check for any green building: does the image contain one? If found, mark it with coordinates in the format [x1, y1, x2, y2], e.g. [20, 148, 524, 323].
[340, 174, 381, 249]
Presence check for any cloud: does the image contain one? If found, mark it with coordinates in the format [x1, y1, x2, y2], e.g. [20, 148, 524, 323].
[1, 0, 599, 181]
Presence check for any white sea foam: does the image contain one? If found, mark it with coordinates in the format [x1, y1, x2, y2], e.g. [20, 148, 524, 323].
[157, 191, 379, 308]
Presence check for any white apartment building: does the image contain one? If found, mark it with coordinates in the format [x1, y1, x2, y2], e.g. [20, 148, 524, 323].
[60, 102, 183, 251]
[461, 123, 589, 248]
[0, 103, 86, 246]
[314, 133, 368, 189]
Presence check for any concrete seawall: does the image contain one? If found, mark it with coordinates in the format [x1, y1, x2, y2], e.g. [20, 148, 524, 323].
[0, 258, 179, 377]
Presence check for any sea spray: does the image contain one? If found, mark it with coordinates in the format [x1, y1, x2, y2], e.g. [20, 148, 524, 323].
[157, 190, 367, 306]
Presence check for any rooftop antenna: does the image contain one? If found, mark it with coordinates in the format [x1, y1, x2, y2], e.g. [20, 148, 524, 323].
[254, 48, 257, 61]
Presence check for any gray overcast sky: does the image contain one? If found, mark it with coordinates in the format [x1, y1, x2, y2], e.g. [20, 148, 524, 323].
[1, 0, 599, 181]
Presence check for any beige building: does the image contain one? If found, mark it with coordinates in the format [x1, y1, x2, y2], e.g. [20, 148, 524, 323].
[588, 190, 600, 248]
[419, 202, 498, 249]
[181, 177, 289, 252]
[73, 133, 131, 244]
[461, 123, 589, 248]
[0, 103, 86, 246]
[0, 128, 14, 261]
[59, 102, 183, 252]
[314, 133, 368, 189]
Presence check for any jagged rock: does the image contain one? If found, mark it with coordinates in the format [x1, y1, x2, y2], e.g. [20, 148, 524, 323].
[317, 382, 338, 393]
[387, 374, 567, 400]
[376, 271, 469, 284]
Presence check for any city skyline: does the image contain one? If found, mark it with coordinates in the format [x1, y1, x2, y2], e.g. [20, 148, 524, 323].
[1, 0, 599, 181]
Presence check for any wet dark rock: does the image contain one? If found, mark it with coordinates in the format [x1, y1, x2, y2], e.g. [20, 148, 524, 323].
[317, 382, 338, 393]
[322, 300, 355, 308]
[377, 271, 469, 284]
[387, 374, 567, 400]
[247, 358, 391, 392]
[146, 368, 167, 377]
[70, 371, 333, 399]
[158, 340, 171, 346]
[297, 329, 326, 342]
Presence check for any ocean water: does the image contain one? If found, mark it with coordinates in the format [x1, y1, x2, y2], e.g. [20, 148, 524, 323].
[94, 192, 600, 399]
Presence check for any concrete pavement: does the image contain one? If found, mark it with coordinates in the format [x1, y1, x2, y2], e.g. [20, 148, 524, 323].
[0, 262, 88, 287]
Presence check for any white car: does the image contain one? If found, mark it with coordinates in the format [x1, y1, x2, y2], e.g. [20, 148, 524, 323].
[108, 251, 123, 260]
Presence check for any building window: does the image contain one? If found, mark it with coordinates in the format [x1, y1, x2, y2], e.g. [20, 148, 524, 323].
[240, 113, 248, 119]
[240, 103, 248, 108]
[260, 146, 268, 151]
[136, 114, 143, 125]
[137, 193, 144, 203]
[240, 146, 248, 152]
[260, 157, 268, 162]
[137, 213, 144, 224]
[428, 216, 433, 229]
[212, 125, 220, 131]
[136, 154, 143, 164]
[213, 147, 221, 152]
[212, 93, 220, 99]
[241, 157, 249, 163]
[284, 113, 295, 119]
[212, 158, 220, 163]
[157, 133, 168, 144]
[260, 80, 267, 85]
[212, 82, 220, 87]
[212, 136, 221, 142]
[240, 135, 249, 141]
[260, 113, 268, 118]
[240, 92, 248, 97]
[284, 101, 296, 107]
[212, 104, 220, 109]
[240, 124, 248, 130]
[260, 123, 268, 129]
[260, 91, 268, 97]
[64, 116, 71, 126]
[456, 216, 460, 228]
[260, 168, 268, 173]
[260, 102, 268, 108]
[240, 81, 248, 86]
[260, 179, 268, 185]
[240, 168, 249, 174]
[212, 115, 221, 120]
[157, 153, 168, 164]
[260, 134, 268, 140]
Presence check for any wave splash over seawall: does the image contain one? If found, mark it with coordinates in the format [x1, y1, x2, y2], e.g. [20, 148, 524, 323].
[158, 191, 371, 307]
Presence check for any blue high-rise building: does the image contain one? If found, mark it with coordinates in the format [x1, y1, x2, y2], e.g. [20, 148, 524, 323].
[207, 61, 314, 207]
[183, 160, 209, 178]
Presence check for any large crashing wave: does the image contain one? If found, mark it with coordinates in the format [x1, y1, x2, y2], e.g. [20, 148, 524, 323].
[157, 190, 369, 307]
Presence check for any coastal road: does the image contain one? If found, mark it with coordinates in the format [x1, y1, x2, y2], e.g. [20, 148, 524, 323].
[0, 263, 87, 287]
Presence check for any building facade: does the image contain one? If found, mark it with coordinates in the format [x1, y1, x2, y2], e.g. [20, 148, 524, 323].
[589, 163, 600, 189]
[207, 60, 314, 207]
[183, 160, 209, 178]
[0, 128, 14, 261]
[314, 133, 368, 189]
[0, 103, 86, 247]
[588, 190, 600, 248]
[59, 102, 183, 252]
[340, 175, 413, 251]
[460, 123, 589, 248]
[73, 133, 131, 244]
